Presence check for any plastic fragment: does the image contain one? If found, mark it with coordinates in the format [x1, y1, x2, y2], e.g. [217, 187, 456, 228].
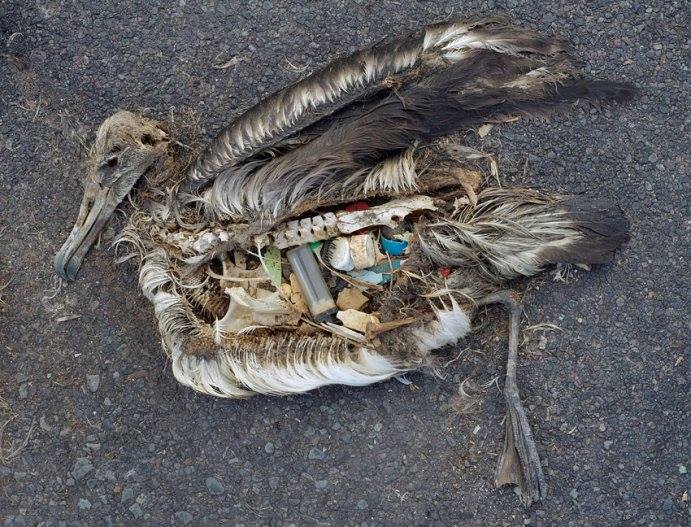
[348, 269, 384, 285]
[336, 288, 369, 311]
[344, 201, 369, 212]
[380, 235, 408, 256]
[286, 245, 336, 322]
[348, 259, 402, 285]
[263, 245, 282, 287]
[336, 309, 380, 333]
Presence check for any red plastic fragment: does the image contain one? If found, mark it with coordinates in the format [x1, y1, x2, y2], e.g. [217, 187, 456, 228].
[344, 201, 369, 212]
[439, 267, 452, 278]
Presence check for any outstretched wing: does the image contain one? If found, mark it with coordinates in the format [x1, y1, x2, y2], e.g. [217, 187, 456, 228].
[185, 15, 568, 188]
[189, 16, 632, 224]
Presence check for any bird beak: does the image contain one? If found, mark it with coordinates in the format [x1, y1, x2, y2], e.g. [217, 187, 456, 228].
[53, 177, 125, 281]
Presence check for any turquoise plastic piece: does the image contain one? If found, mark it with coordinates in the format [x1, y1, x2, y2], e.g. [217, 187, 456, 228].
[380, 235, 408, 256]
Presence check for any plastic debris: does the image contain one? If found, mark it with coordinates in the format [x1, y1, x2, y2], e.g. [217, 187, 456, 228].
[336, 309, 380, 333]
[380, 234, 408, 256]
[348, 269, 384, 285]
[348, 260, 402, 284]
[263, 245, 282, 287]
[344, 201, 369, 212]
[336, 288, 369, 311]
[327, 233, 377, 271]
[286, 245, 336, 322]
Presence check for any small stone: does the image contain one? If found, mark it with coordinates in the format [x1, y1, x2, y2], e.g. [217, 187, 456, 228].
[77, 498, 91, 510]
[18, 383, 29, 399]
[315, 479, 328, 489]
[205, 476, 224, 495]
[121, 486, 134, 503]
[129, 503, 143, 519]
[538, 334, 548, 350]
[264, 442, 275, 454]
[86, 374, 100, 393]
[569, 489, 579, 499]
[678, 464, 687, 475]
[604, 440, 613, 449]
[356, 499, 368, 510]
[268, 477, 280, 490]
[174, 511, 193, 525]
[308, 448, 325, 460]
[71, 458, 93, 481]
[647, 152, 658, 163]
[39, 415, 53, 433]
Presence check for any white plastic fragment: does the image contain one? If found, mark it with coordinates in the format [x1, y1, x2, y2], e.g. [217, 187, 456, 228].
[336, 309, 380, 333]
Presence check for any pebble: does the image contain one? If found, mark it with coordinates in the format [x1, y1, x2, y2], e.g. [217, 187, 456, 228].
[121, 486, 135, 503]
[356, 499, 368, 510]
[39, 415, 53, 432]
[205, 476, 224, 495]
[77, 498, 91, 510]
[174, 511, 193, 525]
[18, 383, 29, 399]
[86, 374, 100, 392]
[264, 442, 275, 454]
[308, 448, 325, 460]
[129, 503, 143, 519]
[71, 458, 93, 481]
[678, 464, 687, 475]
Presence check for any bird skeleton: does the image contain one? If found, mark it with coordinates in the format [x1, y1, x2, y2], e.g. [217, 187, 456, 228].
[53, 15, 633, 506]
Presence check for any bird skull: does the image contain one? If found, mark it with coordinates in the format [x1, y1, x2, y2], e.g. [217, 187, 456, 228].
[54, 110, 169, 280]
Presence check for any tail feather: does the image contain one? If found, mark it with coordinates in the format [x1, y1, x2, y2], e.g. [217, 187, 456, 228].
[418, 188, 629, 282]
[540, 197, 630, 266]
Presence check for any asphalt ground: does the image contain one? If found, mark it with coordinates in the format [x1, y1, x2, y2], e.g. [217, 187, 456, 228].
[0, 1, 688, 525]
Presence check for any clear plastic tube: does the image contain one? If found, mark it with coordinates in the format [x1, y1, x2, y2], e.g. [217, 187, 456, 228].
[286, 244, 337, 322]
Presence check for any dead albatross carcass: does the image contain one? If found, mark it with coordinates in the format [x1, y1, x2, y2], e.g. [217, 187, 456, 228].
[53, 16, 633, 505]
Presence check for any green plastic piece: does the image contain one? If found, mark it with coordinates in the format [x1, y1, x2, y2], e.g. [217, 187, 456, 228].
[309, 241, 322, 252]
[264, 245, 282, 287]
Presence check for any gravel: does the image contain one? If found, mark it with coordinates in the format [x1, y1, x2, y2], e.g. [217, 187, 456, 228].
[0, 0, 688, 525]
[205, 476, 224, 495]
[70, 458, 94, 482]
[85, 374, 100, 393]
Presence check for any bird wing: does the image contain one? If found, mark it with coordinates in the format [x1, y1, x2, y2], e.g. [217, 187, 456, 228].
[185, 15, 569, 189]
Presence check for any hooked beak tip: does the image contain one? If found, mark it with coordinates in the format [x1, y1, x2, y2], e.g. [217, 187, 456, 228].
[54, 186, 116, 282]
